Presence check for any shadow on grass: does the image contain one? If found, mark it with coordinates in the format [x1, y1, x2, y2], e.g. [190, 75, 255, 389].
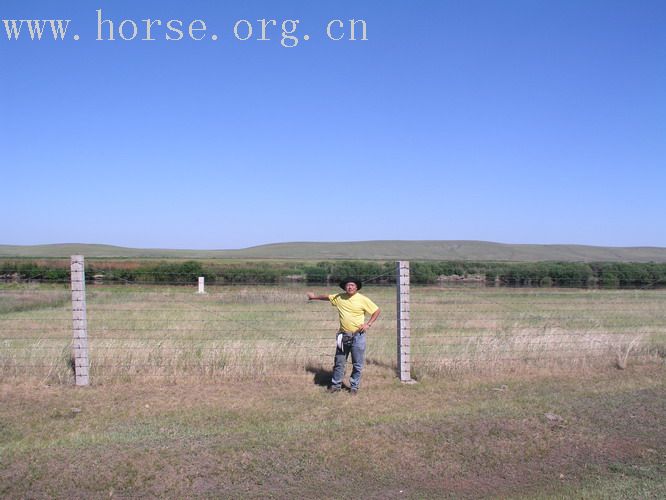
[305, 363, 333, 387]
[365, 357, 395, 372]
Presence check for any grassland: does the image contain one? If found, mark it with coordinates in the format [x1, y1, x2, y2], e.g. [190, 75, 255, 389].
[3, 240, 666, 261]
[1, 284, 664, 497]
[1, 366, 664, 498]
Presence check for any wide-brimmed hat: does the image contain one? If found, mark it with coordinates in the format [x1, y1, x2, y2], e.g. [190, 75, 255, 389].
[339, 277, 362, 290]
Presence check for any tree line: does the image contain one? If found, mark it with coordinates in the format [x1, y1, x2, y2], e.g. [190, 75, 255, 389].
[1, 259, 665, 289]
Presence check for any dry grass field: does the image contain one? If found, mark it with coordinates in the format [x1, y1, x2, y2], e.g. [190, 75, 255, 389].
[0, 283, 664, 383]
[1, 283, 664, 497]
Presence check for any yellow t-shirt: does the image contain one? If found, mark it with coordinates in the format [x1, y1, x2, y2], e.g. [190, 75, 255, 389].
[328, 292, 379, 333]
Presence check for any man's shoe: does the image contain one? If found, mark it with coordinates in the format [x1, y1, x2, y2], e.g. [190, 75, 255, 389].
[350, 388, 358, 395]
[327, 386, 341, 393]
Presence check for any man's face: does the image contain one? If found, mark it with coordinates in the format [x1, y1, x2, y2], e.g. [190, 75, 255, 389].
[345, 282, 358, 295]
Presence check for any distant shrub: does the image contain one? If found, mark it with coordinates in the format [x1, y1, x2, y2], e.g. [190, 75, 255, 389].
[303, 266, 328, 284]
[540, 276, 553, 287]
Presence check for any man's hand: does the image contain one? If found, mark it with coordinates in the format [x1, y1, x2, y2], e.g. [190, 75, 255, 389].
[358, 309, 380, 332]
[307, 292, 315, 300]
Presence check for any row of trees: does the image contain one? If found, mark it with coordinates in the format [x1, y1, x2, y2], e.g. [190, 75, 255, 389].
[2, 259, 666, 289]
[410, 261, 666, 288]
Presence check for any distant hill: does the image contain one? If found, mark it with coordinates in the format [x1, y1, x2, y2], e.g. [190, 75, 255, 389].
[2, 241, 666, 262]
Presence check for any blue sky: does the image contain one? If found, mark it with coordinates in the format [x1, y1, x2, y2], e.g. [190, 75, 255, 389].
[2, 0, 665, 249]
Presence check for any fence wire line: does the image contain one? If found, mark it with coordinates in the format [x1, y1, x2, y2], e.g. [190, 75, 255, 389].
[2, 327, 663, 336]
[2, 348, 624, 357]
[2, 312, 661, 322]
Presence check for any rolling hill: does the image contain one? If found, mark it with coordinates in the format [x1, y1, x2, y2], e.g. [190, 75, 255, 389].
[1, 241, 666, 262]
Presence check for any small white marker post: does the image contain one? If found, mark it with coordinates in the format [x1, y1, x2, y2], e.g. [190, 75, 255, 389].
[198, 276, 206, 294]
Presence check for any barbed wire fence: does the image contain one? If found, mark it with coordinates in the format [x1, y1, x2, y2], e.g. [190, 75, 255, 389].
[1, 257, 664, 385]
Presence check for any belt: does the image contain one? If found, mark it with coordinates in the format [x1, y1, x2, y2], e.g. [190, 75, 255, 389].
[339, 331, 364, 336]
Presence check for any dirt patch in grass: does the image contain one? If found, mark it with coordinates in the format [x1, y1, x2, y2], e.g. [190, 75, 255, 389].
[1, 364, 664, 498]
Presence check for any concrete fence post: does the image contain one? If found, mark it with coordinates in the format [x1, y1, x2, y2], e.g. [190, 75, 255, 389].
[397, 261, 414, 383]
[70, 255, 89, 386]
[198, 276, 206, 294]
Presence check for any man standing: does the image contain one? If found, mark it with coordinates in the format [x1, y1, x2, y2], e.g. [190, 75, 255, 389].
[307, 278, 380, 394]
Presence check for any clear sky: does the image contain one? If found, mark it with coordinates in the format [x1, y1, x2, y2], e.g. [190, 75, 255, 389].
[2, 0, 665, 249]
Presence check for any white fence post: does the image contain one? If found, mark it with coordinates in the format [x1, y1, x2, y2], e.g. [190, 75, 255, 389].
[397, 261, 414, 383]
[198, 276, 205, 294]
[70, 255, 89, 386]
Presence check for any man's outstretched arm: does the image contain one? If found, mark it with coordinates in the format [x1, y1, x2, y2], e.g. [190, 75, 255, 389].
[307, 292, 329, 301]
